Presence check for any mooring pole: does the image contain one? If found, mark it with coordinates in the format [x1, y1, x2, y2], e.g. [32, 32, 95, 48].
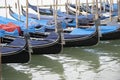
[5, 0, 7, 18]
[26, 0, 28, 29]
[37, 0, 40, 20]
[95, 0, 101, 38]
[92, 0, 95, 14]
[86, 0, 88, 17]
[109, 0, 112, 21]
[66, 0, 69, 14]
[100, 0, 102, 13]
[53, 0, 55, 19]
[54, 0, 58, 32]
[75, 0, 79, 28]
[118, 0, 120, 21]
[41, 0, 43, 6]
[95, 0, 99, 19]
[17, 0, 21, 21]
[78, 0, 80, 15]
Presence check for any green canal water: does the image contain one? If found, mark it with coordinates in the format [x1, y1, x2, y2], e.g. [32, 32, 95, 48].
[0, 0, 120, 79]
[2, 40, 120, 80]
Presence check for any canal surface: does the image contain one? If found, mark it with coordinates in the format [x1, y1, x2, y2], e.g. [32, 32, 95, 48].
[1, 0, 120, 80]
[2, 39, 120, 80]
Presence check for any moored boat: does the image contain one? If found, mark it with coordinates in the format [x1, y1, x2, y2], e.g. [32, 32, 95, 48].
[9, 6, 120, 41]
[8, 7, 99, 47]
[0, 30, 31, 63]
[0, 17, 62, 54]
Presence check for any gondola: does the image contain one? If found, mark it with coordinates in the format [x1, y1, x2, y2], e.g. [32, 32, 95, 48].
[21, 5, 94, 28]
[65, 3, 96, 22]
[0, 17, 62, 54]
[10, 5, 120, 41]
[65, 3, 118, 20]
[65, 3, 89, 15]
[0, 30, 30, 63]
[9, 7, 100, 47]
[65, 3, 109, 20]
[28, 3, 94, 25]
[81, 2, 118, 12]
[28, 2, 53, 15]
[21, 5, 74, 24]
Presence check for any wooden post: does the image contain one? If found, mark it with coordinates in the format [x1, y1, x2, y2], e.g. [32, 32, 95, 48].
[59, 0, 61, 10]
[66, 0, 69, 14]
[86, 0, 88, 17]
[100, 0, 102, 13]
[109, 0, 112, 21]
[25, 0, 33, 54]
[92, 0, 95, 14]
[111, 0, 113, 11]
[76, 0, 79, 28]
[95, 0, 99, 20]
[41, 0, 43, 6]
[5, 0, 7, 18]
[118, 0, 120, 21]
[17, 0, 21, 21]
[26, 0, 28, 29]
[37, 0, 40, 20]
[53, 0, 55, 18]
[54, 0, 58, 32]
[78, 0, 80, 15]
[95, 0, 101, 37]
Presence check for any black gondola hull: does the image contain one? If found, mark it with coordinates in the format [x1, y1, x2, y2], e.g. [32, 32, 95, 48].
[32, 43, 62, 54]
[64, 32, 99, 47]
[1, 37, 30, 64]
[2, 50, 30, 63]
[100, 30, 120, 40]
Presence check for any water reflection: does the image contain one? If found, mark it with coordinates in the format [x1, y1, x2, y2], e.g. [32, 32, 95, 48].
[2, 40, 120, 80]
[82, 40, 120, 80]
[2, 64, 31, 80]
[44, 47, 100, 80]
[6, 55, 64, 80]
